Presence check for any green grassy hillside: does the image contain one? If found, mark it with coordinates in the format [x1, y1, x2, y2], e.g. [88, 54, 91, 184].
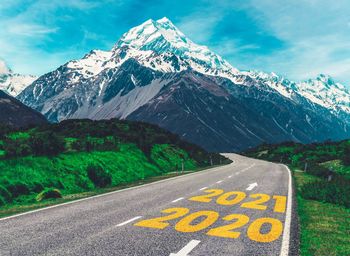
[0, 119, 230, 212]
[244, 140, 350, 255]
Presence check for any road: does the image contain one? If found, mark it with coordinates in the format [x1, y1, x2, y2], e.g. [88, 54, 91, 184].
[0, 154, 298, 256]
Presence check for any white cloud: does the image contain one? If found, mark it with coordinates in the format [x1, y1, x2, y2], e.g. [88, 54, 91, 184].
[8, 23, 58, 37]
[235, 0, 350, 85]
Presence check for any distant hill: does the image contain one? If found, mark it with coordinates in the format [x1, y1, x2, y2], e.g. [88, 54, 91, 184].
[0, 90, 47, 128]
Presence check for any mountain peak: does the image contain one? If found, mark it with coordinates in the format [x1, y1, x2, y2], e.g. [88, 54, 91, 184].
[157, 17, 171, 23]
[116, 17, 187, 51]
[114, 17, 237, 74]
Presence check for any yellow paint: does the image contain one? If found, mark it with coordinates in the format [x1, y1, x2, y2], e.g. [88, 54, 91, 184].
[189, 189, 224, 203]
[134, 207, 189, 229]
[216, 191, 246, 206]
[241, 193, 270, 210]
[247, 217, 283, 243]
[175, 210, 219, 233]
[272, 195, 287, 213]
[207, 214, 250, 239]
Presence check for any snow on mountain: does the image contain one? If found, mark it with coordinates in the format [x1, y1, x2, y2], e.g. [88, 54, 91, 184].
[17, 17, 350, 151]
[66, 50, 113, 79]
[114, 18, 239, 77]
[245, 71, 350, 116]
[296, 74, 350, 114]
[0, 59, 37, 96]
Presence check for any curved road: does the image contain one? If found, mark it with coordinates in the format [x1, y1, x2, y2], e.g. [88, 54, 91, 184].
[0, 154, 298, 256]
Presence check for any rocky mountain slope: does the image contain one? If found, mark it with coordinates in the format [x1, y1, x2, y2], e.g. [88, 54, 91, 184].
[0, 59, 37, 96]
[0, 90, 47, 127]
[18, 18, 350, 151]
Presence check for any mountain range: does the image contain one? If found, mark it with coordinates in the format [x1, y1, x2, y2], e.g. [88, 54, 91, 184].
[0, 59, 37, 97]
[17, 17, 350, 151]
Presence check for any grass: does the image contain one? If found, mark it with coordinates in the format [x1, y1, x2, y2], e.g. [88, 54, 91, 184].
[0, 119, 231, 217]
[294, 171, 350, 255]
[244, 140, 350, 255]
[0, 163, 225, 218]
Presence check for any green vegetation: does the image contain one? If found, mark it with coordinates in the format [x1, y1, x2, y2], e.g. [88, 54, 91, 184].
[244, 140, 350, 255]
[36, 188, 62, 202]
[295, 172, 350, 256]
[0, 119, 230, 214]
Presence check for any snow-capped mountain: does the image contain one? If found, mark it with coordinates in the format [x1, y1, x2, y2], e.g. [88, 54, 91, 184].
[0, 59, 37, 96]
[246, 71, 350, 118]
[18, 17, 350, 151]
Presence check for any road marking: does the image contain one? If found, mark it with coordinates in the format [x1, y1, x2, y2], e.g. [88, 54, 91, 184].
[199, 187, 208, 191]
[216, 180, 223, 184]
[116, 216, 142, 227]
[170, 240, 201, 256]
[279, 165, 293, 256]
[0, 162, 234, 221]
[172, 197, 184, 203]
[246, 182, 258, 191]
[228, 175, 232, 178]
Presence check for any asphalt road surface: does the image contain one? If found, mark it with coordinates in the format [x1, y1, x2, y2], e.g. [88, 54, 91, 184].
[0, 154, 298, 256]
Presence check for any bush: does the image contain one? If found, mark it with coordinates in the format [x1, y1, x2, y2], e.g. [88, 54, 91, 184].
[300, 177, 350, 208]
[36, 188, 62, 202]
[29, 132, 65, 156]
[87, 165, 112, 188]
[7, 182, 30, 198]
[306, 164, 330, 178]
[0, 185, 12, 202]
[0, 196, 6, 206]
[343, 146, 350, 166]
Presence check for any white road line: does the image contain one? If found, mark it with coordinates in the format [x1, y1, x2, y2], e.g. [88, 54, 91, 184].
[170, 240, 201, 256]
[0, 162, 234, 221]
[116, 216, 142, 227]
[199, 187, 208, 191]
[228, 175, 232, 178]
[172, 197, 184, 203]
[216, 180, 223, 184]
[279, 165, 293, 256]
[246, 182, 258, 191]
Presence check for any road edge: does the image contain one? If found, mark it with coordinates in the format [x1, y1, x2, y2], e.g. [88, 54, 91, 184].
[279, 164, 299, 256]
[0, 163, 233, 222]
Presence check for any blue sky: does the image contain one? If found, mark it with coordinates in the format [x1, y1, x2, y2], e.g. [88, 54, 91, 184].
[1, 0, 350, 85]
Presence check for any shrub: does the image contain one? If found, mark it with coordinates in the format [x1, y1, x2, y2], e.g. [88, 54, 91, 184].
[0, 196, 6, 206]
[0, 185, 12, 202]
[306, 164, 330, 178]
[87, 165, 112, 188]
[343, 146, 350, 166]
[29, 132, 65, 156]
[300, 177, 350, 208]
[36, 188, 62, 202]
[7, 182, 30, 198]
[30, 182, 45, 193]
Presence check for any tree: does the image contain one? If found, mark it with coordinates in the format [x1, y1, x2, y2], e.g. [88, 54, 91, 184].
[29, 132, 65, 156]
[343, 145, 350, 166]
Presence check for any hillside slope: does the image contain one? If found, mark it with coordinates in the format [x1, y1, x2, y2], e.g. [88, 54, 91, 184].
[0, 119, 228, 209]
[0, 90, 47, 128]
